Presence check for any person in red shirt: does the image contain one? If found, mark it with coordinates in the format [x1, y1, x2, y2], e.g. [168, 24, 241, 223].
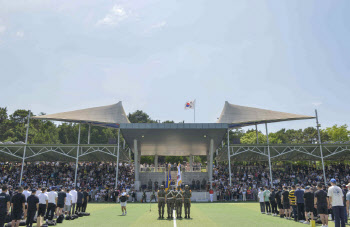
[209, 189, 214, 202]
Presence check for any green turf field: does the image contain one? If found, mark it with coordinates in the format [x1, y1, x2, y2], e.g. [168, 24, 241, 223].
[52, 202, 336, 227]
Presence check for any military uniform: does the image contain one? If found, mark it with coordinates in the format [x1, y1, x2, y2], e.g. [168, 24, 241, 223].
[150, 191, 157, 202]
[157, 186, 166, 218]
[183, 186, 192, 219]
[166, 190, 175, 219]
[175, 189, 183, 218]
[142, 192, 147, 203]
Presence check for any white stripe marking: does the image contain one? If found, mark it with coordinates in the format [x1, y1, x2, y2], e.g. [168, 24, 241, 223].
[173, 209, 177, 227]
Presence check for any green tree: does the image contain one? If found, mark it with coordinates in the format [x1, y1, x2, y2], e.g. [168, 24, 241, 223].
[324, 124, 349, 142]
[128, 110, 157, 123]
[240, 130, 266, 144]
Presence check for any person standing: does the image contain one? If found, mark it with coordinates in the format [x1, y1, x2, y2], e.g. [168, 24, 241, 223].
[175, 187, 183, 219]
[56, 188, 66, 216]
[183, 185, 192, 219]
[76, 188, 84, 213]
[22, 186, 30, 217]
[11, 187, 26, 227]
[258, 188, 265, 214]
[65, 189, 73, 216]
[70, 187, 77, 215]
[328, 179, 345, 227]
[315, 184, 329, 227]
[303, 186, 314, 224]
[275, 187, 284, 218]
[26, 190, 39, 227]
[157, 185, 166, 219]
[294, 184, 305, 222]
[46, 187, 57, 220]
[289, 185, 297, 221]
[346, 183, 350, 223]
[82, 189, 89, 212]
[263, 186, 271, 215]
[269, 188, 278, 216]
[209, 188, 214, 203]
[166, 189, 174, 219]
[37, 188, 48, 227]
[0, 185, 11, 227]
[282, 186, 291, 219]
[118, 189, 129, 216]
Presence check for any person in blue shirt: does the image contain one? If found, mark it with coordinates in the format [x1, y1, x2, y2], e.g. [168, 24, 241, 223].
[294, 184, 305, 222]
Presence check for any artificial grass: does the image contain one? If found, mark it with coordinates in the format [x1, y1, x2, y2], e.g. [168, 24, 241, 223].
[37, 202, 337, 227]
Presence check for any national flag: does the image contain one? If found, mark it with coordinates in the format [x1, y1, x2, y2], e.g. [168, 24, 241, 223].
[165, 164, 171, 191]
[176, 164, 182, 186]
[184, 100, 195, 110]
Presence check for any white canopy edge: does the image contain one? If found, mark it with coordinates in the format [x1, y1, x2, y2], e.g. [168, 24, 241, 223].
[217, 101, 314, 127]
[32, 101, 130, 126]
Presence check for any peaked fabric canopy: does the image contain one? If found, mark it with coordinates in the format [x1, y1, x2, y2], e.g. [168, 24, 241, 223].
[32, 101, 130, 127]
[217, 101, 314, 127]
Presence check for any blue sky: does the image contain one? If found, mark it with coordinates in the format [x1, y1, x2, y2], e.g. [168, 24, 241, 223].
[1, 0, 349, 132]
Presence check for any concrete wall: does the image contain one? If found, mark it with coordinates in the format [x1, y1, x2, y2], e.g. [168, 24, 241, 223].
[140, 172, 165, 187]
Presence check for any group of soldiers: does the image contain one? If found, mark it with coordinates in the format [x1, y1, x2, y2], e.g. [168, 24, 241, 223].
[157, 185, 192, 219]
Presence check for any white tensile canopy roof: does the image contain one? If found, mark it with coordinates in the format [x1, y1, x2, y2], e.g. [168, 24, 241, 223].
[217, 101, 315, 127]
[32, 101, 130, 127]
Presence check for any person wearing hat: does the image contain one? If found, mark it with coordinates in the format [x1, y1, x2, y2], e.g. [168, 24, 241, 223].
[157, 185, 166, 219]
[26, 189, 39, 227]
[303, 186, 314, 224]
[328, 179, 345, 227]
[118, 189, 129, 216]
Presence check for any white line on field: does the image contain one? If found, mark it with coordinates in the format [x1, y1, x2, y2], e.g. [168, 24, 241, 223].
[173, 209, 177, 227]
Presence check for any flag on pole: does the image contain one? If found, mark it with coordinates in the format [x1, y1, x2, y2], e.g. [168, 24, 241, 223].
[165, 164, 171, 191]
[184, 100, 195, 110]
[176, 164, 182, 186]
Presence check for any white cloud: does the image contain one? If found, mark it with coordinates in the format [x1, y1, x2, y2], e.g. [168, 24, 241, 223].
[16, 31, 24, 38]
[97, 5, 129, 26]
[150, 21, 166, 30]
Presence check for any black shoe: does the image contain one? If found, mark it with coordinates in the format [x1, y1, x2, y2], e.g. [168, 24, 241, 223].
[162, 216, 164, 219]
[188, 215, 191, 219]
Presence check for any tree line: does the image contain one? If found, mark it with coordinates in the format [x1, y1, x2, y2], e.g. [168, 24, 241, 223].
[0, 107, 349, 145]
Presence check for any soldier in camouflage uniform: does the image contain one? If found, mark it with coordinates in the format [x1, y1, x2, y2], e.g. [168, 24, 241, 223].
[183, 185, 192, 219]
[157, 185, 166, 219]
[166, 188, 175, 219]
[175, 186, 183, 219]
[150, 190, 157, 202]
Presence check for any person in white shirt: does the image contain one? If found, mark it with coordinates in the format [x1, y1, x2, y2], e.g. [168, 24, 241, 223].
[46, 187, 58, 220]
[36, 187, 42, 197]
[70, 187, 78, 214]
[37, 188, 49, 227]
[65, 189, 73, 216]
[258, 188, 265, 214]
[328, 179, 345, 227]
[23, 186, 31, 210]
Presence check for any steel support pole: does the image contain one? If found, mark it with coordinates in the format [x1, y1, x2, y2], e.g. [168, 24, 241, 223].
[87, 124, 91, 144]
[265, 123, 273, 187]
[19, 111, 30, 186]
[154, 154, 158, 172]
[115, 128, 120, 189]
[189, 154, 193, 172]
[316, 109, 327, 185]
[74, 124, 81, 187]
[227, 129, 232, 186]
[209, 138, 214, 189]
[255, 124, 259, 144]
[128, 148, 131, 164]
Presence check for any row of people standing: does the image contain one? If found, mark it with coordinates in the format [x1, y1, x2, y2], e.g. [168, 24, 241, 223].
[258, 179, 348, 227]
[0, 185, 89, 227]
